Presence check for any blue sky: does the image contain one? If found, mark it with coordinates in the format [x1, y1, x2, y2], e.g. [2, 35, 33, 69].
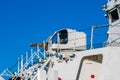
[0, 0, 108, 75]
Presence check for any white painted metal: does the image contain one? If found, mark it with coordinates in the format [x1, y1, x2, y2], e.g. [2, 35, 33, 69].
[90, 26, 94, 49]
[0, 68, 12, 77]
[38, 70, 46, 80]
[47, 70, 58, 80]
[47, 28, 86, 54]
[0, 76, 4, 80]
[1, 0, 120, 80]
[21, 55, 23, 73]
[18, 57, 20, 73]
[79, 60, 102, 80]
[49, 47, 120, 80]
[105, 0, 120, 46]
[107, 0, 120, 10]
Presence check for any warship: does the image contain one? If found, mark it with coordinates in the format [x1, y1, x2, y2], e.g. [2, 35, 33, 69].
[1, 0, 120, 80]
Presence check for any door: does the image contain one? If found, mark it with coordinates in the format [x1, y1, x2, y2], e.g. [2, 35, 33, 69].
[77, 54, 103, 80]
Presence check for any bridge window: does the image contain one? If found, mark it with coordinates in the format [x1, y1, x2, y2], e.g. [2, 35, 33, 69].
[51, 29, 68, 44]
[59, 30, 68, 44]
[52, 33, 57, 44]
[110, 9, 119, 23]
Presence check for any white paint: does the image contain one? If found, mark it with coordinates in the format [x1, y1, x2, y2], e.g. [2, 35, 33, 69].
[47, 28, 86, 54]
[0, 76, 4, 80]
[38, 70, 46, 80]
[79, 60, 102, 80]
[50, 47, 120, 80]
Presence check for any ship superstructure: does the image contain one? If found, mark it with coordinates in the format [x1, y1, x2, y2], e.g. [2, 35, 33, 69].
[104, 0, 120, 46]
[1, 0, 120, 80]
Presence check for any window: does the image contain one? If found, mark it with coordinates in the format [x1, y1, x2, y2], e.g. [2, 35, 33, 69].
[52, 34, 57, 44]
[59, 30, 68, 44]
[110, 9, 119, 22]
[51, 29, 68, 44]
